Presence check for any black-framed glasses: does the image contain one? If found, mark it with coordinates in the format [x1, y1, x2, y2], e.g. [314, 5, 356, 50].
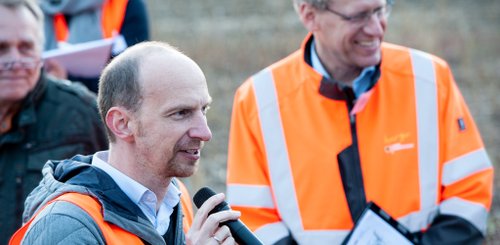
[324, 0, 394, 24]
[0, 57, 43, 71]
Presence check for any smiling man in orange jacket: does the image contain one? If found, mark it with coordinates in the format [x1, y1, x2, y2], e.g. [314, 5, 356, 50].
[226, 0, 494, 244]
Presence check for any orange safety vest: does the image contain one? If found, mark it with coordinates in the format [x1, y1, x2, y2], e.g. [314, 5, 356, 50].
[53, 0, 129, 42]
[226, 34, 493, 244]
[10, 182, 194, 244]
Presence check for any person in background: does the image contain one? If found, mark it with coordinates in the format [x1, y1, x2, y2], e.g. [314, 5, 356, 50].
[226, 0, 494, 244]
[0, 0, 108, 243]
[39, 0, 150, 92]
[10, 41, 239, 245]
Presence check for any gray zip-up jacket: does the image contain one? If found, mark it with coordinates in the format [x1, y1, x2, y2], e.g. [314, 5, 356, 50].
[19, 155, 187, 244]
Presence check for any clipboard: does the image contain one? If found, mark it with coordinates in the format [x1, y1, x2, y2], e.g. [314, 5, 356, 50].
[342, 202, 419, 245]
[42, 38, 114, 77]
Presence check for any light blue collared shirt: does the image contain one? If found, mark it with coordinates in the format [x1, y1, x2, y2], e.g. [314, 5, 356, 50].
[92, 151, 181, 235]
[311, 41, 376, 98]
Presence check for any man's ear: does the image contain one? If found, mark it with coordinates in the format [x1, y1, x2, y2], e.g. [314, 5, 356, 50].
[105, 107, 135, 143]
[297, 2, 320, 32]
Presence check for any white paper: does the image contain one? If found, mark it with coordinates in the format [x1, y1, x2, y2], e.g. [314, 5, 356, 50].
[112, 34, 128, 55]
[345, 209, 414, 245]
[42, 38, 114, 77]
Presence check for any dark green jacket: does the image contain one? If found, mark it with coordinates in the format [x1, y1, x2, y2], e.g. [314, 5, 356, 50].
[0, 73, 108, 244]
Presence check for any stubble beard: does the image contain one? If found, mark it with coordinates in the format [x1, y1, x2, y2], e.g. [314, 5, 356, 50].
[167, 137, 204, 178]
[164, 154, 199, 178]
[136, 121, 202, 178]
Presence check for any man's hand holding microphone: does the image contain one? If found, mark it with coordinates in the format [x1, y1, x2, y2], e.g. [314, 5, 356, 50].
[187, 187, 264, 245]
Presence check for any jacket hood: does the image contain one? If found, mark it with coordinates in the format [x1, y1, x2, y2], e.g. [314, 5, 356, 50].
[23, 154, 146, 223]
[21, 154, 178, 245]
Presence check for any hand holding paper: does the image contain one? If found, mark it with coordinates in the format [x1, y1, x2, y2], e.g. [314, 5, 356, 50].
[343, 202, 419, 245]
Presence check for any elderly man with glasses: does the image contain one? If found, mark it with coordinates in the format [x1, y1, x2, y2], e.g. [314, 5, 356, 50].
[226, 0, 493, 244]
[0, 0, 107, 243]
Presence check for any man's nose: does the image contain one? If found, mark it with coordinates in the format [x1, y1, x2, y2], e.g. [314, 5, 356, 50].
[363, 14, 385, 36]
[3, 47, 23, 60]
[0, 49, 25, 70]
[188, 114, 212, 142]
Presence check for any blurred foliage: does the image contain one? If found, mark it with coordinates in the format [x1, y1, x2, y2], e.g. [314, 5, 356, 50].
[146, 0, 500, 242]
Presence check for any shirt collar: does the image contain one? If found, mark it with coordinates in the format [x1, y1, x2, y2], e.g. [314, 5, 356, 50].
[92, 151, 181, 205]
[352, 66, 376, 98]
[311, 41, 331, 79]
[92, 151, 150, 205]
[92, 151, 181, 234]
[310, 40, 376, 97]
[92, 151, 181, 212]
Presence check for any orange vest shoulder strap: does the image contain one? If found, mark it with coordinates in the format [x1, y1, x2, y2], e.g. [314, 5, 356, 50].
[9, 192, 143, 244]
[56, 192, 143, 244]
[10, 193, 74, 244]
[101, 0, 129, 38]
[176, 180, 194, 233]
[53, 13, 69, 42]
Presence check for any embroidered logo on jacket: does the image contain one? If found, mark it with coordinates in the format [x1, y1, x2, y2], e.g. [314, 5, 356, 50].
[384, 132, 414, 154]
[384, 143, 415, 154]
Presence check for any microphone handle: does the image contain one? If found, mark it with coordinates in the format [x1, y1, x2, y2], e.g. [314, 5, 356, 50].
[222, 219, 264, 245]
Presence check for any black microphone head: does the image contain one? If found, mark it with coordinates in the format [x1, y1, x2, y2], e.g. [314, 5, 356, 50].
[193, 186, 217, 208]
[193, 187, 231, 213]
[192, 187, 264, 245]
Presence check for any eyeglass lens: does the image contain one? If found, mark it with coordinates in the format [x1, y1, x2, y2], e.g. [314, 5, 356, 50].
[0, 58, 41, 70]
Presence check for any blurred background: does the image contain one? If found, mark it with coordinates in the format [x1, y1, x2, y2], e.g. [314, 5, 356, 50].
[146, 0, 500, 242]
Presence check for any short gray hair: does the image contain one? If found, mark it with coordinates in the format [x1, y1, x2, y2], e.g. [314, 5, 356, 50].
[0, 0, 45, 48]
[293, 0, 393, 10]
[293, 0, 330, 10]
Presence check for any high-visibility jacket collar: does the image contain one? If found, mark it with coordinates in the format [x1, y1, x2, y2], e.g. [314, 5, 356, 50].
[301, 33, 381, 101]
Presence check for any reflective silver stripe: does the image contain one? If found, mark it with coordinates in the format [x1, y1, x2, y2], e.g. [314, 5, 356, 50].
[255, 222, 290, 244]
[294, 231, 349, 244]
[398, 206, 439, 232]
[253, 69, 355, 244]
[397, 194, 491, 233]
[411, 49, 439, 213]
[255, 222, 349, 244]
[441, 197, 489, 234]
[252, 70, 304, 235]
[226, 184, 274, 208]
[442, 148, 492, 186]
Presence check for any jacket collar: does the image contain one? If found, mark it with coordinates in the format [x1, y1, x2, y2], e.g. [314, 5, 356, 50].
[49, 155, 184, 244]
[53, 155, 150, 222]
[301, 34, 381, 101]
[17, 70, 48, 127]
[22, 155, 176, 245]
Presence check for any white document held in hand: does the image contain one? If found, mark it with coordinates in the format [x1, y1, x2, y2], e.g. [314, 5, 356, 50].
[344, 202, 418, 245]
[42, 38, 114, 77]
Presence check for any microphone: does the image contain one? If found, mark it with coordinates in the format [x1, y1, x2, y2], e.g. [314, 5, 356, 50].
[193, 187, 264, 245]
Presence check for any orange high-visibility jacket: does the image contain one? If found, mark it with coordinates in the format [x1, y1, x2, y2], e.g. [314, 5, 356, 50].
[53, 0, 128, 42]
[10, 183, 194, 244]
[226, 34, 493, 244]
